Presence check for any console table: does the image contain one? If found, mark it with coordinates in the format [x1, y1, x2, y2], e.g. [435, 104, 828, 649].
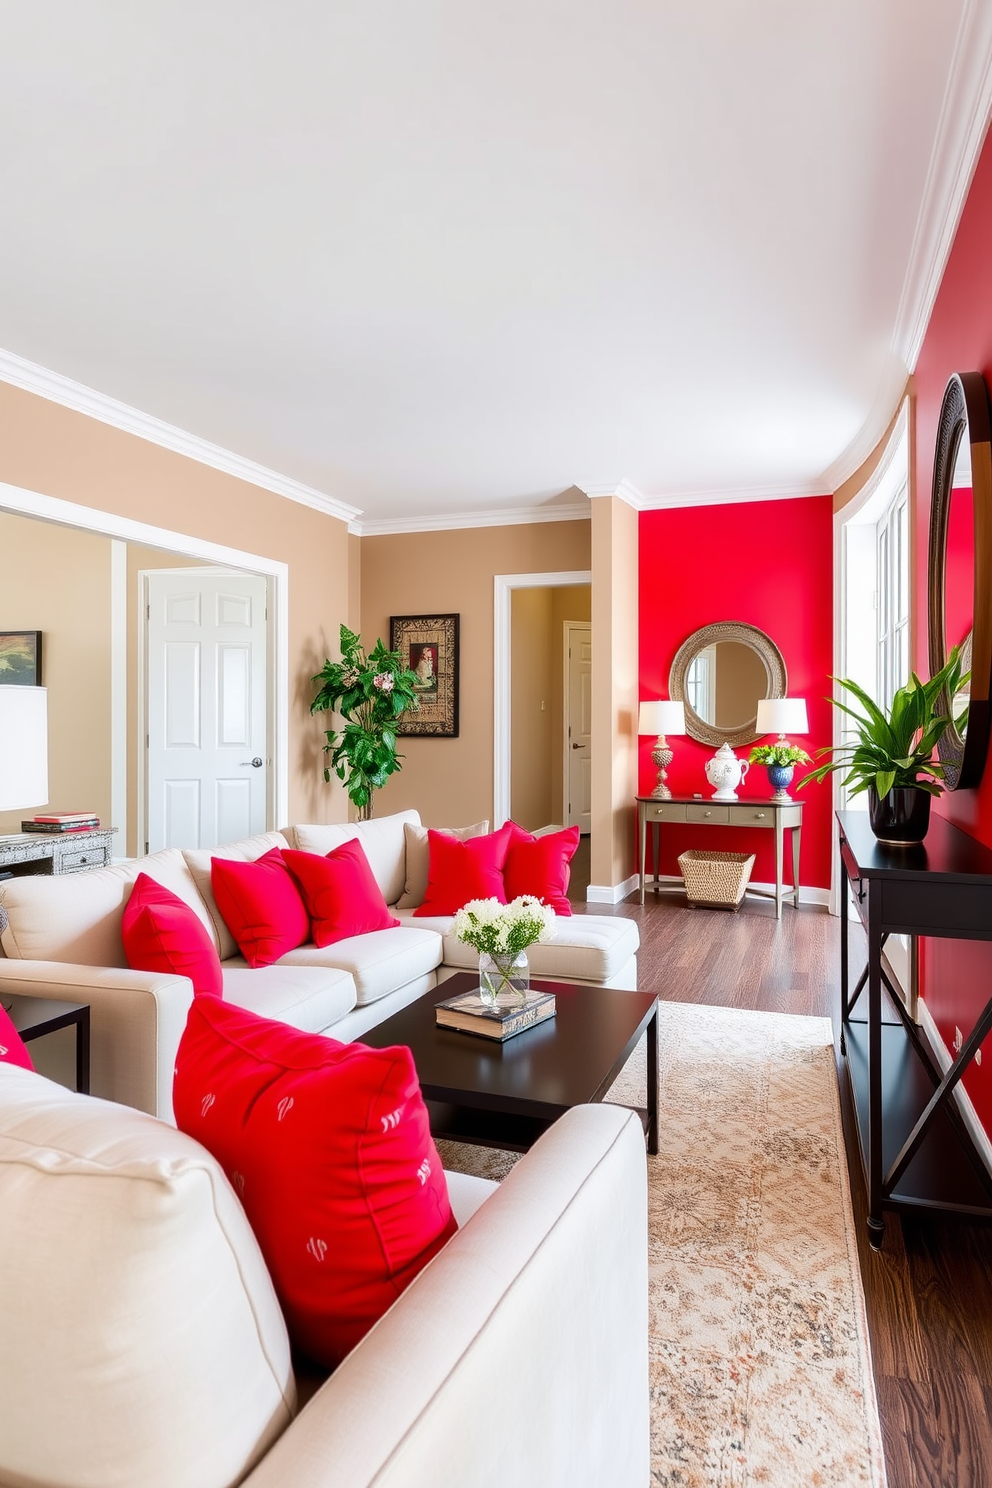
[0, 829, 116, 878]
[838, 809, 992, 1249]
[638, 795, 802, 917]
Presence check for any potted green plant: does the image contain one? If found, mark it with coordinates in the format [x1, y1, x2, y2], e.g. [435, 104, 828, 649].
[747, 742, 812, 802]
[310, 625, 421, 820]
[800, 647, 967, 843]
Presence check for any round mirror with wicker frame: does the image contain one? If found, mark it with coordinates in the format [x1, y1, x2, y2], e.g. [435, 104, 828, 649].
[669, 621, 788, 748]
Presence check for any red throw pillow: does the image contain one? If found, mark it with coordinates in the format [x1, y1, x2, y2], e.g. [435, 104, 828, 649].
[0, 1005, 34, 1071]
[503, 822, 580, 916]
[122, 873, 224, 997]
[173, 997, 457, 1368]
[282, 840, 400, 947]
[210, 849, 310, 968]
[414, 825, 512, 916]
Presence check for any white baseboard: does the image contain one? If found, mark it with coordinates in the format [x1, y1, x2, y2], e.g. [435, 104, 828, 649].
[917, 999, 992, 1181]
[586, 873, 640, 904]
[634, 873, 830, 908]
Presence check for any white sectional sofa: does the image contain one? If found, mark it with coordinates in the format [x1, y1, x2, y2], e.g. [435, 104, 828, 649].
[0, 809, 639, 1121]
[0, 1068, 650, 1488]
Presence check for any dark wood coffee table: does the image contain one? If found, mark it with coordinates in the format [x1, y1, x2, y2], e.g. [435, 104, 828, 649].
[361, 973, 658, 1154]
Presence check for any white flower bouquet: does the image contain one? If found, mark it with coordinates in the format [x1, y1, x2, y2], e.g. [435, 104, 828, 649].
[452, 896, 557, 1004]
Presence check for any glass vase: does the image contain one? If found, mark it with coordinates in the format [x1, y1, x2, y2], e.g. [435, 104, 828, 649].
[478, 950, 530, 1007]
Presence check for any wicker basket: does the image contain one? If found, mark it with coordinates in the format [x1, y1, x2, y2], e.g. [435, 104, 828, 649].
[678, 850, 756, 910]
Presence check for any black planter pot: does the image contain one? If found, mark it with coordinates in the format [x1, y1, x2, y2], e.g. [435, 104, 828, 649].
[867, 785, 932, 844]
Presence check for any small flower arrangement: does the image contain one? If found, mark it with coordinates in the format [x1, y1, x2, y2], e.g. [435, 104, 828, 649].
[452, 896, 558, 958]
[748, 743, 812, 768]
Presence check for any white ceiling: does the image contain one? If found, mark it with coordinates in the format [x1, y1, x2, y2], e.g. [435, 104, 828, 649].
[0, 1, 989, 531]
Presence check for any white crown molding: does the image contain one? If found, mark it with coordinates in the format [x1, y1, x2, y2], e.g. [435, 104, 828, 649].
[637, 479, 825, 510]
[823, 0, 992, 495]
[894, 0, 992, 374]
[577, 479, 643, 509]
[353, 502, 590, 537]
[0, 346, 361, 526]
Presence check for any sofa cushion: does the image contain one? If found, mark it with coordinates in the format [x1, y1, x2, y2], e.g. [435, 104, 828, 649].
[0, 858, 138, 965]
[415, 826, 512, 917]
[184, 832, 290, 961]
[0, 1064, 295, 1488]
[504, 822, 580, 916]
[173, 997, 457, 1369]
[397, 819, 491, 909]
[123, 873, 224, 998]
[221, 964, 358, 1031]
[0, 1006, 33, 1070]
[211, 848, 310, 967]
[283, 840, 400, 945]
[291, 809, 420, 907]
[277, 926, 442, 1007]
[442, 913, 641, 982]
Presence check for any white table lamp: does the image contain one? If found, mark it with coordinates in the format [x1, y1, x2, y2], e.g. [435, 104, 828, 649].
[755, 697, 809, 743]
[638, 699, 686, 801]
[755, 696, 808, 803]
[0, 687, 49, 813]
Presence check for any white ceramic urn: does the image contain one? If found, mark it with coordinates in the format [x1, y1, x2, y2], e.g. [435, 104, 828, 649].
[705, 742, 749, 801]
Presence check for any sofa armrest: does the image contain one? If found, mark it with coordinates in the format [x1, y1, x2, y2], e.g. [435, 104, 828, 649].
[243, 1103, 649, 1488]
[0, 961, 192, 1123]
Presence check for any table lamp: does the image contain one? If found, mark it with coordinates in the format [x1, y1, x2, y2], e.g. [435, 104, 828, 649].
[755, 696, 809, 802]
[0, 687, 49, 814]
[638, 700, 685, 800]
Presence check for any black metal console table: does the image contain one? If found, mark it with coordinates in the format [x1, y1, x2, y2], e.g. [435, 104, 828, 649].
[838, 809, 992, 1249]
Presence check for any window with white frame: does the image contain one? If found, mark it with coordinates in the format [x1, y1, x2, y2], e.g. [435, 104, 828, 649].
[875, 481, 909, 713]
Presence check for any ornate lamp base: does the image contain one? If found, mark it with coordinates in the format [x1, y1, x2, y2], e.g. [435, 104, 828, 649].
[651, 736, 674, 800]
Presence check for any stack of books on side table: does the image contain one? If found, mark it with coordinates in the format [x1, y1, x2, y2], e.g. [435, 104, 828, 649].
[435, 988, 556, 1042]
[21, 812, 100, 834]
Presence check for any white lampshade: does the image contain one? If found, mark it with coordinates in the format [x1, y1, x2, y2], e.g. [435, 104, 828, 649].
[0, 687, 49, 811]
[756, 696, 809, 735]
[638, 700, 686, 736]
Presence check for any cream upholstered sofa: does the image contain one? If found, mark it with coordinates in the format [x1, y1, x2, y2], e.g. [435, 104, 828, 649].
[0, 810, 639, 1122]
[0, 1064, 649, 1488]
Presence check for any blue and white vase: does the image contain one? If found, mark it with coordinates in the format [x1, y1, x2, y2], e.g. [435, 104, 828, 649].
[766, 763, 794, 802]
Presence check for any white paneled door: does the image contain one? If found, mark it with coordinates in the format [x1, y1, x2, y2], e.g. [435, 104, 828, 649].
[146, 571, 268, 852]
[564, 622, 592, 833]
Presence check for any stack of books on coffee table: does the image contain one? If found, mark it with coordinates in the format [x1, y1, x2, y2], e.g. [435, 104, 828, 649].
[21, 813, 100, 834]
[434, 987, 556, 1042]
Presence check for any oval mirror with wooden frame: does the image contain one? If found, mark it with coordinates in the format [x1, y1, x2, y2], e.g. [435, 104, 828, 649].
[927, 371, 992, 790]
[669, 621, 787, 748]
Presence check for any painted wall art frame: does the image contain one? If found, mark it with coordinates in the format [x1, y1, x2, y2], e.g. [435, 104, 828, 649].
[389, 613, 459, 737]
[0, 631, 42, 686]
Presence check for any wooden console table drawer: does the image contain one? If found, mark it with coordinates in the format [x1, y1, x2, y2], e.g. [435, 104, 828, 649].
[686, 803, 730, 824]
[642, 801, 687, 823]
[729, 804, 775, 826]
[55, 841, 114, 873]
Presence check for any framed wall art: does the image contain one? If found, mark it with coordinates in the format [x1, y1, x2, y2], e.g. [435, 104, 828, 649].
[0, 631, 42, 686]
[389, 614, 459, 737]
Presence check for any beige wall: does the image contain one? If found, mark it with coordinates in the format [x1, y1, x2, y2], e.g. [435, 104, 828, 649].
[590, 498, 639, 890]
[510, 588, 555, 828]
[361, 521, 592, 825]
[0, 382, 353, 831]
[0, 513, 113, 835]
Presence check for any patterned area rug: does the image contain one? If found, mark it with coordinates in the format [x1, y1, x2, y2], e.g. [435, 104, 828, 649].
[437, 1000, 887, 1488]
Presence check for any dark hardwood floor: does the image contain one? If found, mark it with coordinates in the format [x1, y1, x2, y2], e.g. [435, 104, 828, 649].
[586, 889, 992, 1488]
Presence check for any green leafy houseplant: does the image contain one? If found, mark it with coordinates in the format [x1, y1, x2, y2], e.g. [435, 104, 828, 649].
[310, 625, 421, 820]
[800, 646, 967, 804]
[748, 743, 812, 768]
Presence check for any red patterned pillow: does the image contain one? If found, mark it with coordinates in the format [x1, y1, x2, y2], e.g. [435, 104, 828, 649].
[122, 873, 224, 997]
[210, 849, 310, 968]
[414, 825, 512, 916]
[173, 997, 457, 1368]
[0, 1005, 33, 1071]
[503, 823, 580, 916]
[282, 839, 399, 947]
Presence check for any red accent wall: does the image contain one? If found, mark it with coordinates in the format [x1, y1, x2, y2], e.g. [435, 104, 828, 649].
[638, 496, 834, 890]
[913, 123, 992, 1132]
